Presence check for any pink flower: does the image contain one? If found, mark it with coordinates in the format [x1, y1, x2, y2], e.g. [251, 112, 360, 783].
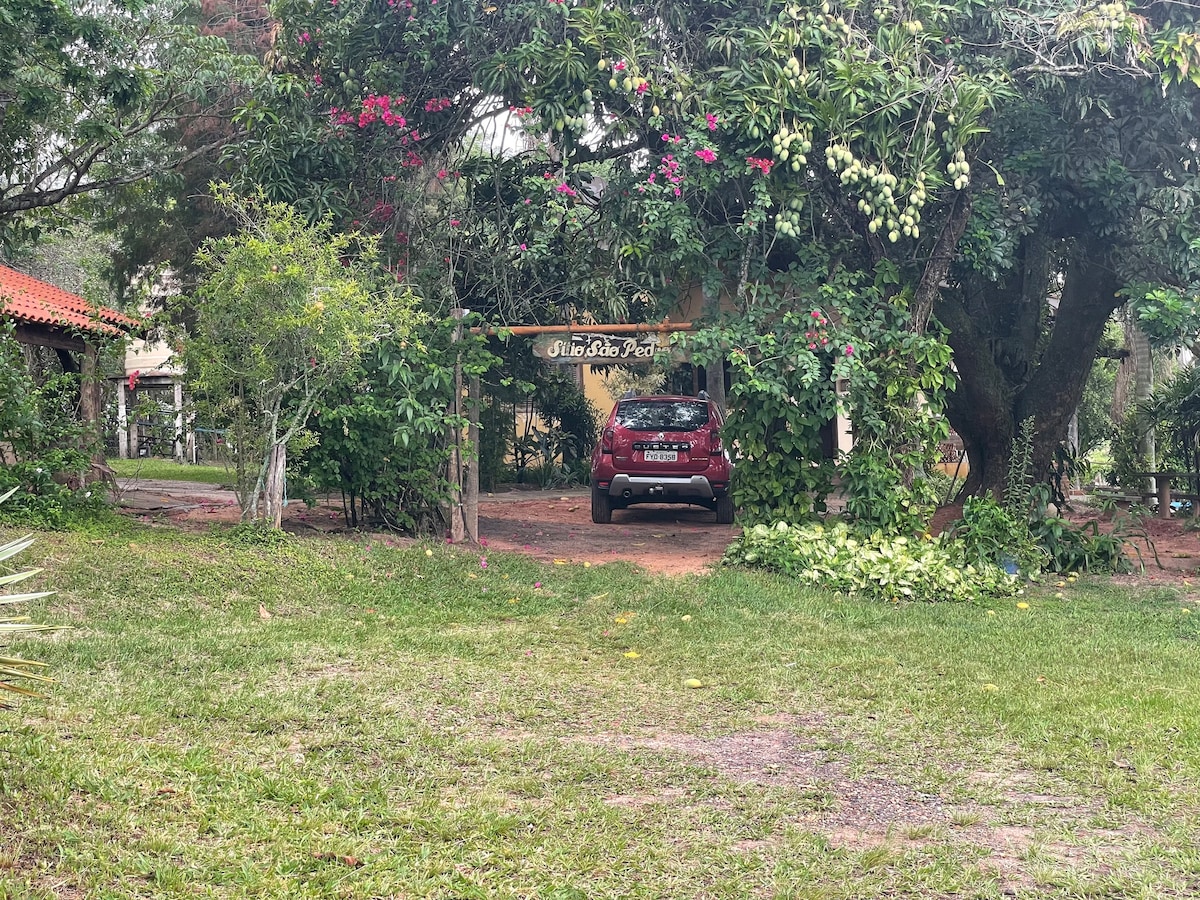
[480, 556, 488, 568]
[746, 156, 773, 175]
[705, 112, 718, 131]
[436, 169, 448, 179]
[534, 581, 542, 588]
[845, 345, 855, 356]
[635, 81, 649, 95]
[613, 60, 627, 72]
[519, 243, 527, 251]
[450, 219, 460, 227]
[808, 343, 816, 350]
[556, 182, 577, 196]
[694, 148, 716, 163]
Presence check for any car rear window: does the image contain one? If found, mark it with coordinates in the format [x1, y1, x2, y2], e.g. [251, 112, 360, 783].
[615, 400, 710, 431]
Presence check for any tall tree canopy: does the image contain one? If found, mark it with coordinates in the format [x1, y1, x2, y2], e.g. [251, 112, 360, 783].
[223, 0, 1200, 511]
[0, 0, 259, 251]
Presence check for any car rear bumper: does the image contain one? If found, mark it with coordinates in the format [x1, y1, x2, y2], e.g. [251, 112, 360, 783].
[602, 474, 724, 501]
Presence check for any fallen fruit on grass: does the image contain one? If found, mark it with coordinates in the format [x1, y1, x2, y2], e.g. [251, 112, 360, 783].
[1017, 601, 1030, 609]
[684, 678, 703, 689]
[982, 683, 999, 692]
[623, 650, 640, 659]
[425, 548, 433, 556]
[681, 614, 692, 622]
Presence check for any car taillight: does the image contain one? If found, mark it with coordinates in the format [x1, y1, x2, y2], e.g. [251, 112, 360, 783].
[710, 427, 723, 455]
[602, 427, 614, 454]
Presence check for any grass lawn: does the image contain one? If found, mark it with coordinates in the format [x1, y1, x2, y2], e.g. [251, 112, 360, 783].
[3, 518, 1200, 898]
[108, 458, 233, 486]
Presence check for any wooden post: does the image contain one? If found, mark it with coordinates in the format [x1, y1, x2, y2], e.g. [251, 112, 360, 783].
[446, 309, 467, 543]
[116, 379, 129, 459]
[1158, 475, 1172, 520]
[173, 381, 185, 462]
[464, 374, 480, 543]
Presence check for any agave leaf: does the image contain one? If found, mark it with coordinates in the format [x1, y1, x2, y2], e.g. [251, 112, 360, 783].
[0, 591, 56, 605]
[0, 683, 48, 708]
[0, 664, 53, 681]
[1, 490, 58, 709]
[0, 623, 59, 635]
[0, 568, 42, 586]
[0, 655, 50, 669]
[0, 535, 37, 563]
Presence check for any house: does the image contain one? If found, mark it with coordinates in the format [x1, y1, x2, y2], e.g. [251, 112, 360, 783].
[0, 264, 140, 458]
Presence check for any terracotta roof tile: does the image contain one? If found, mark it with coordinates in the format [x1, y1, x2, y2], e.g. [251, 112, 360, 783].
[0, 264, 140, 337]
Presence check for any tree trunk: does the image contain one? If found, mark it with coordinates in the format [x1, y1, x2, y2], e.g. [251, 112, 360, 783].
[263, 442, 286, 529]
[939, 237, 1122, 500]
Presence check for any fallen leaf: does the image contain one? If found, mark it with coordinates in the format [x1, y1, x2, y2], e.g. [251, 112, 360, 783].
[312, 852, 364, 868]
[258, 604, 272, 620]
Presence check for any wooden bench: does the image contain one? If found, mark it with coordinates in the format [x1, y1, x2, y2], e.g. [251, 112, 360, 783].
[1134, 471, 1200, 519]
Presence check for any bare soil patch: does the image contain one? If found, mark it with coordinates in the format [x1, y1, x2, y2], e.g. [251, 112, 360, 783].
[116, 479, 1199, 581]
[582, 720, 1159, 894]
[116, 480, 736, 575]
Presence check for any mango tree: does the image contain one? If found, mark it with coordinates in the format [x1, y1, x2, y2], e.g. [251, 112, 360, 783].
[233, 0, 1200, 518]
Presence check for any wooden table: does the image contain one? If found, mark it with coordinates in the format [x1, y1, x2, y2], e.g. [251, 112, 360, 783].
[1135, 472, 1200, 519]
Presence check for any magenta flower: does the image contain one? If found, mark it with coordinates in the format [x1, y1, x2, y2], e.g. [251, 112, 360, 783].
[845, 345, 855, 356]
[705, 112, 719, 131]
[534, 581, 542, 588]
[694, 148, 716, 163]
[480, 556, 488, 569]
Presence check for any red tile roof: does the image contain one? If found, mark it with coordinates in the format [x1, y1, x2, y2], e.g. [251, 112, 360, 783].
[0, 264, 140, 337]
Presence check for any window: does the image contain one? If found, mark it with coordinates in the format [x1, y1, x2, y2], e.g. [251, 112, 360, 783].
[616, 400, 710, 431]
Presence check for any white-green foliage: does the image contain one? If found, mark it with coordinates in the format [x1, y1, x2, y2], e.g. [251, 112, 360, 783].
[726, 521, 1021, 603]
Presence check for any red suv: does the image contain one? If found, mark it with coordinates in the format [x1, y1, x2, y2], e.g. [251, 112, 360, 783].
[590, 392, 734, 524]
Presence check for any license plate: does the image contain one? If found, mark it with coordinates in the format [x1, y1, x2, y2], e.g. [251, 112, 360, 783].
[643, 450, 678, 462]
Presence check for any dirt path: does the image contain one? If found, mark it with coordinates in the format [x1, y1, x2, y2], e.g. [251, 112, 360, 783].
[115, 479, 1199, 581]
[477, 490, 736, 575]
[116, 480, 736, 575]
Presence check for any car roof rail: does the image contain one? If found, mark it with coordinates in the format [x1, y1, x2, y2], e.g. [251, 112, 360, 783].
[698, 390, 709, 400]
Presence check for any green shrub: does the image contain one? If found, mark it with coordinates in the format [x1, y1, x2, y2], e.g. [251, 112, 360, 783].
[725, 521, 1020, 603]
